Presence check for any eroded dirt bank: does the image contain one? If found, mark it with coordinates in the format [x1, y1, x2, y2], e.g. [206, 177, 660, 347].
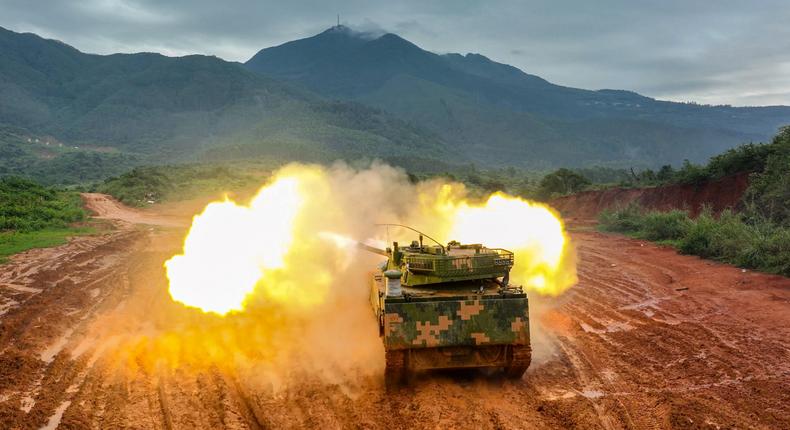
[0, 194, 788, 429]
[551, 173, 751, 221]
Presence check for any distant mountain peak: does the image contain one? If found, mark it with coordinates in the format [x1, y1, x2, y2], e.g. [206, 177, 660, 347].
[319, 24, 383, 41]
[322, 24, 352, 34]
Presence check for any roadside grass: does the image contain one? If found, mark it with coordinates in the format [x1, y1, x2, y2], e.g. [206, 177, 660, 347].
[0, 227, 96, 263]
[599, 204, 790, 277]
[0, 176, 97, 263]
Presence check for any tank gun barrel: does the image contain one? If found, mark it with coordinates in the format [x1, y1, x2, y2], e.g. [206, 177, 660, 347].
[357, 242, 389, 257]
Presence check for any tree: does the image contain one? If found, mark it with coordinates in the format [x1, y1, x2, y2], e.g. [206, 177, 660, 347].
[656, 165, 675, 182]
[537, 168, 590, 199]
[743, 126, 790, 226]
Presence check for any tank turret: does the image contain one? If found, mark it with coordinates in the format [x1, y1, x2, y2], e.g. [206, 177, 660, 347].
[362, 224, 515, 289]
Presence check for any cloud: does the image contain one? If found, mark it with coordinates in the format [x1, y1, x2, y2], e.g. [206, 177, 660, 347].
[0, 0, 787, 106]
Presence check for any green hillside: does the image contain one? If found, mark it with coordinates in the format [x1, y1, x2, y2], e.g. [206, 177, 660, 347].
[0, 26, 455, 184]
[246, 26, 790, 167]
[2, 24, 788, 184]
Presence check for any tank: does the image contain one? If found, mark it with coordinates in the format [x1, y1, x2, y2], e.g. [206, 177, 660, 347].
[365, 225, 531, 387]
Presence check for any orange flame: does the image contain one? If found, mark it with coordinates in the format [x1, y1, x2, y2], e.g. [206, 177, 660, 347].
[164, 164, 576, 315]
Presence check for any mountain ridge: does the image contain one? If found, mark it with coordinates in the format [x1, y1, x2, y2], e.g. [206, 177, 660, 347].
[0, 24, 788, 184]
[245, 25, 790, 166]
[0, 25, 455, 183]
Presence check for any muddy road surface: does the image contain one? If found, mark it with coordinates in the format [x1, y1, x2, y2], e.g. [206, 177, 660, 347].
[0, 195, 788, 429]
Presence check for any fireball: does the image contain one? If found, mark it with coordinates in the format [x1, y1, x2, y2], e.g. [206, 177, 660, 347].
[165, 177, 304, 314]
[164, 164, 576, 316]
[437, 191, 575, 296]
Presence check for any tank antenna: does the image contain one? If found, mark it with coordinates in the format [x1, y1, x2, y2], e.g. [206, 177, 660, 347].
[375, 224, 445, 253]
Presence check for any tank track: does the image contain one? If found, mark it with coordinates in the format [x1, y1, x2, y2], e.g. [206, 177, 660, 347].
[384, 350, 408, 389]
[504, 345, 531, 379]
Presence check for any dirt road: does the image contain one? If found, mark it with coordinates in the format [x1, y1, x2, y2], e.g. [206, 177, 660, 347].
[0, 195, 788, 429]
[81, 193, 187, 228]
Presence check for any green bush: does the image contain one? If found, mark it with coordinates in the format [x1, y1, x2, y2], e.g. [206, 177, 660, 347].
[678, 209, 753, 261]
[639, 210, 691, 241]
[676, 210, 717, 258]
[537, 168, 590, 199]
[0, 177, 85, 231]
[706, 142, 774, 179]
[742, 126, 790, 227]
[748, 228, 790, 275]
[673, 160, 709, 185]
[599, 204, 790, 276]
[598, 203, 645, 234]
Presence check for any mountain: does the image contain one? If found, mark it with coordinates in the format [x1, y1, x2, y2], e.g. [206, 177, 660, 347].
[1, 25, 788, 185]
[246, 25, 790, 167]
[0, 26, 451, 183]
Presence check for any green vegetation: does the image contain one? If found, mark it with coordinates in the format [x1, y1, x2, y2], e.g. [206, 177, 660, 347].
[599, 205, 789, 276]
[3, 25, 789, 187]
[0, 176, 92, 262]
[531, 126, 790, 200]
[0, 177, 85, 230]
[596, 128, 790, 276]
[0, 126, 140, 185]
[536, 168, 591, 200]
[0, 227, 94, 263]
[95, 163, 272, 206]
[742, 127, 790, 226]
[246, 25, 790, 168]
[0, 27, 458, 185]
[603, 134, 783, 188]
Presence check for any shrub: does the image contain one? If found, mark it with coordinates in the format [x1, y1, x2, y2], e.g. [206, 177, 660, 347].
[639, 210, 691, 241]
[598, 203, 643, 233]
[673, 160, 709, 185]
[679, 210, 754, 262]
[600, 203, 790, 277]
[706, 142, 774, 179]
[750, 228, 790, 276]
[537, 168, 590, 199]
[742, 127, 790, 227]
[0, 177, 85, 232]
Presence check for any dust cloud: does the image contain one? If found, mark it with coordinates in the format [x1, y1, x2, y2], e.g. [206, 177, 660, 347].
[79, 162, 577, 391]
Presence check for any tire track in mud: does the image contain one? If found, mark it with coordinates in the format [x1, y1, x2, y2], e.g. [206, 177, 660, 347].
[1, 198, 789, 429]
[0, 229, 145, 429]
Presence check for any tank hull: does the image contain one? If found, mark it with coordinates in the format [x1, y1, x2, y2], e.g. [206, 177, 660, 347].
[371, 274, 531, 386]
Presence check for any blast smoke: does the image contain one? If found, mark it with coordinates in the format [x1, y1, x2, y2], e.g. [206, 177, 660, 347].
[80, 162, 577, 391]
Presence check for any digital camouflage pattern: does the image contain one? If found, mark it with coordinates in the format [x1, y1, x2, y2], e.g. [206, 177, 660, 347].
[382, 296, 529, 350]
[364, 234, 531, 379]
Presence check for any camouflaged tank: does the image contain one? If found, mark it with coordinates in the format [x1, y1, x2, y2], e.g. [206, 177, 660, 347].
[366, 228, 531, 387]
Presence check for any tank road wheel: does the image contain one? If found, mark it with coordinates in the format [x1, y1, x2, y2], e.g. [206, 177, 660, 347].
[385, 350, 408, 390]
[504, 345, 531, 379]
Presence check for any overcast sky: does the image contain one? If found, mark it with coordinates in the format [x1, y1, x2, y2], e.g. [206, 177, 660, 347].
[2, 0, 789, 106]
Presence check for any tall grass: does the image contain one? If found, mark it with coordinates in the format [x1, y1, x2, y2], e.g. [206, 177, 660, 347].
[599, 204, 790, 276]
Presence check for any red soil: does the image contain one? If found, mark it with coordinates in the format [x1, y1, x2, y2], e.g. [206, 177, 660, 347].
[1, 193, 788, 429]
[551, 172, 751, 221]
